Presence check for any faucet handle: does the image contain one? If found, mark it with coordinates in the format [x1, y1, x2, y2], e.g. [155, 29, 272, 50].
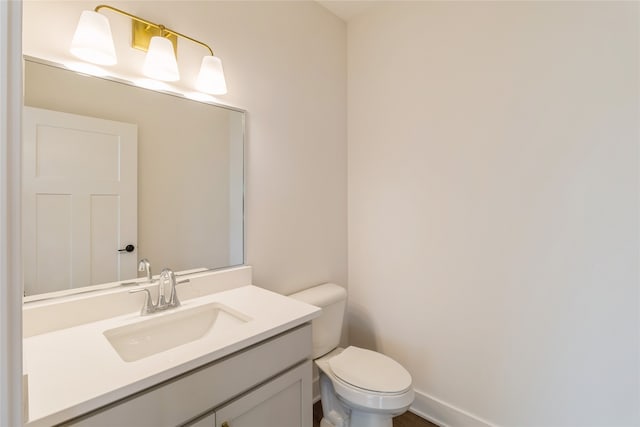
[129, 288, 156, 316]
[168, 278, 190, 308]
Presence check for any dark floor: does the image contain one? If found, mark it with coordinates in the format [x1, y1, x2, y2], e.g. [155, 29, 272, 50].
[313, 401, 438, 427]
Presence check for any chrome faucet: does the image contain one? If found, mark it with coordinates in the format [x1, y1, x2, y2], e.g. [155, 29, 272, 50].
[129, 267, 189, 316]
[157, 268, 175, 309]
[119, 258, 154, 287]
[138, 258, 153, 282]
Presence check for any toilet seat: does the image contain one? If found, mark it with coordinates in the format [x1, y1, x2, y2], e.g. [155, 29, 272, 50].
[328, 346, 412, 394]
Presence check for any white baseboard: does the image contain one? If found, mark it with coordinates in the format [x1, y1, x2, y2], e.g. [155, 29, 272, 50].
[313, 376, 496, 427]
[410, 389, 498, 427]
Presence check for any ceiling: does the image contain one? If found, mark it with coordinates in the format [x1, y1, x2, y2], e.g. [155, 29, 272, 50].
[316, 1, 375, 22]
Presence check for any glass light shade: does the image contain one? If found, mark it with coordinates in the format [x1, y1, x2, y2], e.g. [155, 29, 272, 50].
[196, 56, 227, 95]
[70, 10, 117, 66]
[143, 36, 180, 82]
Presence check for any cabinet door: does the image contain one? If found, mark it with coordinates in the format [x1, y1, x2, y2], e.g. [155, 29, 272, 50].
[215, 360, 312, 427]
[184, 413, 215, 427]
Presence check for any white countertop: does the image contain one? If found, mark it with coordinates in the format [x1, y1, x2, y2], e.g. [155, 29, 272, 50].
[24, 285, 320, 427]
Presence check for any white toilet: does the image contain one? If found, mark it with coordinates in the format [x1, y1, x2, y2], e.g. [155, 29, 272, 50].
[290, 283, 414, 427]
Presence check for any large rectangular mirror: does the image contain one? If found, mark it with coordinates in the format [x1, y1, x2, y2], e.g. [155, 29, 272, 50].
[23, 57, 244, 300]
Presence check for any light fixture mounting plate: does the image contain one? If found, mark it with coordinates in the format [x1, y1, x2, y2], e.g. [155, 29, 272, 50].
[132, 20, 178, 54]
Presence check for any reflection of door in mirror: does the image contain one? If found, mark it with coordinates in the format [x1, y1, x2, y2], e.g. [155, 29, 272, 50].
[22, 107, 138, 295]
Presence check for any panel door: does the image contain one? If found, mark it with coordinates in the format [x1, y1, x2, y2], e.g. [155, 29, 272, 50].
[22, 106, 138, 295]
[215, 361, 312, 427]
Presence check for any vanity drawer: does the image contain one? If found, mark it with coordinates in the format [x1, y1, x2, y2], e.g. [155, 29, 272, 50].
[63, 323, 312, 427]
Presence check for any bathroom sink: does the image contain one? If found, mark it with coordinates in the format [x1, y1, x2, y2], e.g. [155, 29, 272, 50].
[103, 303, 250, 362]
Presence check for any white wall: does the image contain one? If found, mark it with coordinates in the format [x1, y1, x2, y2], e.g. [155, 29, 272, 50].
[22, 0, 347, 296]
[348, 2, 639, 427]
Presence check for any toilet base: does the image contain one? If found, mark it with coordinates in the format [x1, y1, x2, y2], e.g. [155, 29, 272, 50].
[350, 410, 393, 427]
[320, 419, 334, 427]
[320, 411, 392, 427]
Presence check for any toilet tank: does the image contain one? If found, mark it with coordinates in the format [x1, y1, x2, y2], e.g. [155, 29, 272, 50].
[289, 283, 347, 359]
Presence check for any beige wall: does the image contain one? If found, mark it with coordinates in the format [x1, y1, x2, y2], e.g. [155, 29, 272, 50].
[348, 2, 639, 426]
[22, 1, 348, 295]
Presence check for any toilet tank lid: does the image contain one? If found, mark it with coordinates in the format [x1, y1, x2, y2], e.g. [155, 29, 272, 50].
[289, 283, 346, 307]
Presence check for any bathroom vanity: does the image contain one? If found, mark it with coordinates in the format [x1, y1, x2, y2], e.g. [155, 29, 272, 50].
[23, 266, 320, 427]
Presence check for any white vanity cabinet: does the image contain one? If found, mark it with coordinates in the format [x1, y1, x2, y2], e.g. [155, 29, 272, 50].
[64, 324, 313, 427]
[187, 362, 311, 427]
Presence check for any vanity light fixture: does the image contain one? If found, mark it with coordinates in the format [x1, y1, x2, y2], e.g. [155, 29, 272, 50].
[142, 34, 180, 82]
[70, 10, 117, 65]
[70, 4, 228, 94]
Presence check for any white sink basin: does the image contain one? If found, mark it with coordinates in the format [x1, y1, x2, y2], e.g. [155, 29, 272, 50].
[103, 303, 250, 362]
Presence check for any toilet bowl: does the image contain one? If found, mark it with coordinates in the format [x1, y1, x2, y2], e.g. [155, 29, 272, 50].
[290, 284, 415, 427]
[316, 347, 414, 427]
